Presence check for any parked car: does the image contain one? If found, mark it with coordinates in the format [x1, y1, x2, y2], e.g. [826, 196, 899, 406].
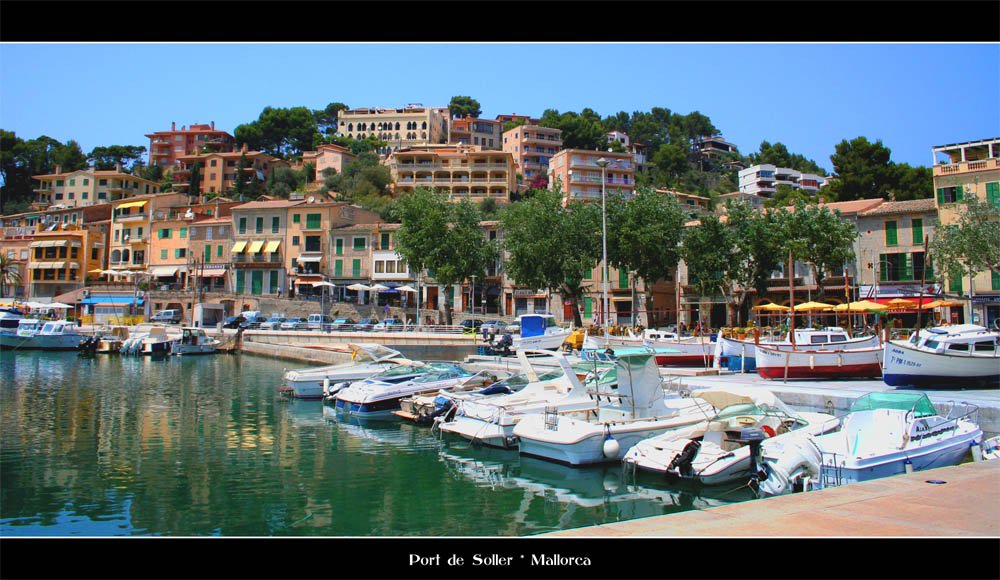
[353, 318, 379, 331]
[504, 322, 520, 335]
[480, 320, 506, 335]
[280, 317, 308, 331]
[240, 314, 269, 330]
[459, 319, 485, 331]
[260, 316, 287, 330]
[373, 317, 404, 331]
[222, 315, 246, 329]
[307, 314, 335, 331]
[150, 309, 182, 324]
[330, 317, 356, 331]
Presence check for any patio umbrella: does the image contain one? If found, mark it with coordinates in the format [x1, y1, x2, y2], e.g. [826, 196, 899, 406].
[396, 285, 417, 293]
[47, 302, 73, 309]
[752, 302, 790, 311]
[886, 298, 918, 309]
[346, 283, 371, 291]
[920, 299, 964, 309]
[793, 301, 834, 311]
[833, 300, 888, 312]
[370, 284, 390, 291]
[311, 281, 337, 288]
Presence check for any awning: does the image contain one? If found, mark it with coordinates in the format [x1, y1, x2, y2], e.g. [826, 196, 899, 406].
[248, 241, 264, 254]
[29, 261, 67, 269]
[263, 240, 280, 253]
[30, 240, 62, 248]
[231, 241, 248, 253]
[296, 255, 322, 263]
[68, 262, 80, 269]
[116, 200, 148, 209]
[197, 268, 227, 278]
[294, 276, 323, 285]
[81, 295, 143, 306]
[149, 266, 180, 277]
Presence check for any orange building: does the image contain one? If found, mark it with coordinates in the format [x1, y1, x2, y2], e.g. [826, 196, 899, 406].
[145, 121, 235, 168]
[502, 124, 562, 187]
[449, 117, 503, 150]
[388, 145, 516, 203]
[174, 146, 289, 199]
[548, 149, 635, 203]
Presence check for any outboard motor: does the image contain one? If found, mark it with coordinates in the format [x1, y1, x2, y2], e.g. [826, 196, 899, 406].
[497, 333, 513, 356]
[733, 427, 768, 492]
[667, 440, 702, 477]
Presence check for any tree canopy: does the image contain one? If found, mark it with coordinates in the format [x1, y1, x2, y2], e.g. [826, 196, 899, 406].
[87, 144, 147, 171]
[234, 106, 319, 158]
[779, 199, 858, 301]
[930, 195, 1000, 292]
[1, 131, 88, 214]
[825, 136, 932, 202]
[448, 96, 482, 119]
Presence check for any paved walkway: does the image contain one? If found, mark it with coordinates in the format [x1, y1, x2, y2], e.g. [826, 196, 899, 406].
[546, 459, 1000, 537]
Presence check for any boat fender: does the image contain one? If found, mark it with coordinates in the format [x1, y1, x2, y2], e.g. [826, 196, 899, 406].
[761, 425, 776, 438]
[971, 442, 983, 462]
[602, 436, 621, 459]
[322, 378, 331, 396]
[667, 440, 701, 477]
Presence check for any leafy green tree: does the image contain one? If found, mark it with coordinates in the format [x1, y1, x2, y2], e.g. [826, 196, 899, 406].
[266, 166, 299, 198]
[890, 163, 933, 201]
[930, 195, 1000, 295]
[0, 253, 23, 297]
[394, 189, 496, 325]
[726, 200, 787, 324]
[87, 145, 147, 171]
[314, 102, 349, 136]
[651, 143, 690, 187]
[500, 187, 602, 326]
[780, 200, 858, 302]
[764, 183, 832, 208]
[824, 136, 931, 202]
[681, 213, 739, 303]
[478, 197, 499, 219]
[448, 96, 482, 119]
[538, 109, 607, 150]
[187, 162, 202, 200]
[605, 187, 685, 326]
[320, 152, 392, 209]
[748, 141, 825, 175]
[1, 132, 88, 214]
[234, 106, 319, 158]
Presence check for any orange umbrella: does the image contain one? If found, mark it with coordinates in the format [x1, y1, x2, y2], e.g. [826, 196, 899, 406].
[793, 301, 834, 312]
[920, 299, 964, 309]
[886, 298, 918, 309]
[833, 300, 888, 312]
[752, 302, 791, 311]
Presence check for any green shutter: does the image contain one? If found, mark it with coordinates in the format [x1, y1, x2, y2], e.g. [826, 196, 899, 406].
[272, 216, 280, 233]
[911, 218, 923, 245]
[992, 270, 1000, 291]
[217, 245, 223, 257]
[955, 186, 964, 202]
[204, 245, 211, 262]
[885, 221, 897, 246]
[334, 259, 343, 277]
[255, 217, 263, 233]
[986, 182, 1000, 208]
[180, 227, 187, 238]
[619, 270, 629, 289]
[584, 297, 593, 318]
[353, 237, 365, 251]
[293, 213, 300, 224]
[251, 271, 263, 295]
[352, 259, 361, 277]
[925, 257, 933, 280]
[306, 214, 321, 229]
[879, 254, 889, 283]
[949, 274, 962, 293]
[236, 271, 245, 294]
[269, 270, 279, 293]
[239, 218, 247, 234]
[901, 253, 913, 281]
[161, 249, 167, 260]
[335, 239, 343, 255]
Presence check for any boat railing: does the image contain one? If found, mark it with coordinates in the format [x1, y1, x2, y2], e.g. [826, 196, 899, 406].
[939, 400, 979, 427]
[819, 449, 845, 489]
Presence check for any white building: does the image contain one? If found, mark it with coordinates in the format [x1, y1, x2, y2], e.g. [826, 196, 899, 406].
[738, 164, 827, 197]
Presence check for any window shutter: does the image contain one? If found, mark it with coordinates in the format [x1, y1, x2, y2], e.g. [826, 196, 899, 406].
[911, 219, 923, 245]
[936, 188, 945, 205]
[987, 182, 1000, 208]
[885, 221, 897, 246]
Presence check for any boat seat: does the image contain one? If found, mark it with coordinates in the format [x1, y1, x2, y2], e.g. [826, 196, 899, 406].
[701, 420, 728, 450]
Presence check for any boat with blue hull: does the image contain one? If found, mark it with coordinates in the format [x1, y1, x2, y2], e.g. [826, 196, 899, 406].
[882, 324, 999, 388]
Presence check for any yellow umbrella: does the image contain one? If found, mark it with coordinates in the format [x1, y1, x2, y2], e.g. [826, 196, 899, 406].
[752, 302, 791, 311]
[833, 300, 888, 312]
[920, 299, 963, 309]
[793, 301, 834, 312]
[886, 298, 918, 309]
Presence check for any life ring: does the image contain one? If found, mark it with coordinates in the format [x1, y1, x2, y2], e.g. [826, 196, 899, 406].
[761, 425, 776, 438]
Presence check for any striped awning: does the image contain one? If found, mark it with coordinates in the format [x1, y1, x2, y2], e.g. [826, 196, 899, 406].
[197, 268, 227, 278]
[149, 266, 179, 277]
[29, 261, 67, 269]
[30, 240, 60, 248]
[296, 255, 322, 263]
[263, 240, 280, 253]
[248, 241, 264, 254]
[116, 200, 148, 209]
[231, 241, 248, 253]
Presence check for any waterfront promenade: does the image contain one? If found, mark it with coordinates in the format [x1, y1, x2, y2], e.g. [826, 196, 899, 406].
[545, 459, 1000, 537]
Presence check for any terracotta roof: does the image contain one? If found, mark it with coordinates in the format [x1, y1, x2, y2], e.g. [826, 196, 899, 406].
[231, 200, 305, 210]
[192, 217, 231, 225]
[858, 198, 936, 216]
[783, 198, 884, 215]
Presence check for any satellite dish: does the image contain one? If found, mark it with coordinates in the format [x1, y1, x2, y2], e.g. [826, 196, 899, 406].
[308, 196, 315, 203]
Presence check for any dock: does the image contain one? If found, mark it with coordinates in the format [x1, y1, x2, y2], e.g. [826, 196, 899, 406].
[544, 459, 1000, 537]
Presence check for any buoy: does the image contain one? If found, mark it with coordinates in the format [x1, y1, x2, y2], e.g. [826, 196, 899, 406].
[603, 436, 621, 458]
[322, 378, 331, 397]
[904, 459, 913, 474]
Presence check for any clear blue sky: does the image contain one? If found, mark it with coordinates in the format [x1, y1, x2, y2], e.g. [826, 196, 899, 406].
[2, 43, 997, 172]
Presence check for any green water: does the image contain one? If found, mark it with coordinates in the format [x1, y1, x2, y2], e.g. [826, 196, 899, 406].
[0, 351, 751, 536]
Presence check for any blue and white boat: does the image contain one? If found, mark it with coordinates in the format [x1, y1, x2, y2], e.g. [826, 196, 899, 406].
[511, 313, 571, 351]
[282, 343, 413, 400]
[334, 363, 500, 419]
[882, 324, 999, 388]
[758, 392, 982, 495]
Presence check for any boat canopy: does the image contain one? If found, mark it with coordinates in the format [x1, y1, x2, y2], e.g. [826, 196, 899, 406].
[693, 387, 794, 416]
[521, 315, 545, 338]
[348, 342, 404, 363]
[848, 392, 937, 418]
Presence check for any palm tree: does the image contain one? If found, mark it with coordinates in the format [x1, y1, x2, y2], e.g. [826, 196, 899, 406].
[0, 253, 23, 298]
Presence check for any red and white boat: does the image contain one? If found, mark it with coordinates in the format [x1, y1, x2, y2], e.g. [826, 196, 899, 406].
[713, 327, 881, 369]
[754, 342, 884, 380]
[583, 329, 715, 367]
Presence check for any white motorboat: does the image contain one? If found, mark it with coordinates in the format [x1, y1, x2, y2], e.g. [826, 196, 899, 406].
[882, 324, 999, 388]
[513, 348, 718, 466]
[0, 307, 25, 339]
[623, 387, 839, 486]
[982, 436, 1000, 461]
[121, 326, 173, 356]
[0, 317, 43, 349]
[0, 319, 82, 351]
[754, 342, 884, 380]
[436, 350, 607, 449]
[584, 331, 716, 367]
[333, 363, 504, 419]
[281, 343, 413, 400]
[714, 327, 881, 369]
[394, 369, 538, 425]
[758, 392, 983, 495]
[170, 327, 220, 356]
[510, 313, 572, 351]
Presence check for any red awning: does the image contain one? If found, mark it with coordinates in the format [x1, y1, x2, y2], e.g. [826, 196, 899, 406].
[293, 276, 323, 285]
[873, 297, 936, 311]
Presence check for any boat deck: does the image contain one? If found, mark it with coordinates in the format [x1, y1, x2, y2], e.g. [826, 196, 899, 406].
[545, 459, 1000, 537]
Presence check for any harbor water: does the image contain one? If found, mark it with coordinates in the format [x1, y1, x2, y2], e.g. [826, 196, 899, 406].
[0, 351, 753, 536]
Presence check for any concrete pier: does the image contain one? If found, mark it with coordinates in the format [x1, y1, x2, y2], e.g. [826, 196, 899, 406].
[545, 459, 1000, 537]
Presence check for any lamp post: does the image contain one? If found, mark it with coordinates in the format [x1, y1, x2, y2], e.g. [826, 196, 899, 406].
[470, 275, 477, 315]
[596, 157, 610, 338]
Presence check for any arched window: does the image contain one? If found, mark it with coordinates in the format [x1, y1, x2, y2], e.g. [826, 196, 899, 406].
[111, 249, 121, 263]
[395, 122, 400, 130]
[422, 132, 427, 140]
[348, 123, 353, 132]
[122, 249, 130, 263]
[422, 121, 427, 130]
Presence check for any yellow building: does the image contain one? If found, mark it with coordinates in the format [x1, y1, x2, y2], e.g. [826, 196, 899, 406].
[388, 145, 516, 203]
[33, 166, 157, 210]
[108, 193, 188, 275]
[337, 105, 450, 154]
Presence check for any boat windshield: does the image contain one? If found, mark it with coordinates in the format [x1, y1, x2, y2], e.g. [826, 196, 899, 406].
[849, 392, 937, 418]
[40, 322, 58, 333]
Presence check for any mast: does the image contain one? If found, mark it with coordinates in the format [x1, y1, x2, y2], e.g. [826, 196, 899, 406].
[788, 250, 795, 347]
[917, 235, 929, 330]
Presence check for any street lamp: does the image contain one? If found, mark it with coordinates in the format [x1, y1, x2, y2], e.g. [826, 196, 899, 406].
[596, 157, 610, 338]
[470, 275, 477, 315]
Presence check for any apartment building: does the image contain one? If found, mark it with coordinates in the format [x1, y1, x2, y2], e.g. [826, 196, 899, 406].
[300, 144, 357, 180]
[548, 149, 635, 203]
[449, 117, 503, 150]
[145, 121, 235, 168]
[718, 191, 766, 210]
[694, 135, 739, 162]
[33, 166, 158, 210]
[388, 145, 517, 203]
[174, 146, 289, 199]
[186, 217, 234, 293]
[337, 105, 450, 154]
[503, 125, 562, 187]
[1, 215, 34, 298]
[230, 200, 302, 296]
[657, 188, 712, 218]
[738, 164, 827, 198]
[931, 137, 1000, 325]
[495, 114, 537, 127]
[25, 224, 96, 299]
[108, 193, 188, 275]
[284, 202, 384, 293]
[855, 198, 939, 305]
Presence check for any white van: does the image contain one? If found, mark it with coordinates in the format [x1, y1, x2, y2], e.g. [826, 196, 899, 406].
[307, 314, 334, 331]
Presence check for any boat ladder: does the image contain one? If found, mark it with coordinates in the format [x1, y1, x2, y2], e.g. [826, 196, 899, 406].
[819, 450, 844, 489]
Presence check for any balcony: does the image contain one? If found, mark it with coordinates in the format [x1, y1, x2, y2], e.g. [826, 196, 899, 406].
[232, 253, 282, 265]
[933, 157, 1000, 176]
[3, 227, 32, 239]
[115, 212, 147, 222]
